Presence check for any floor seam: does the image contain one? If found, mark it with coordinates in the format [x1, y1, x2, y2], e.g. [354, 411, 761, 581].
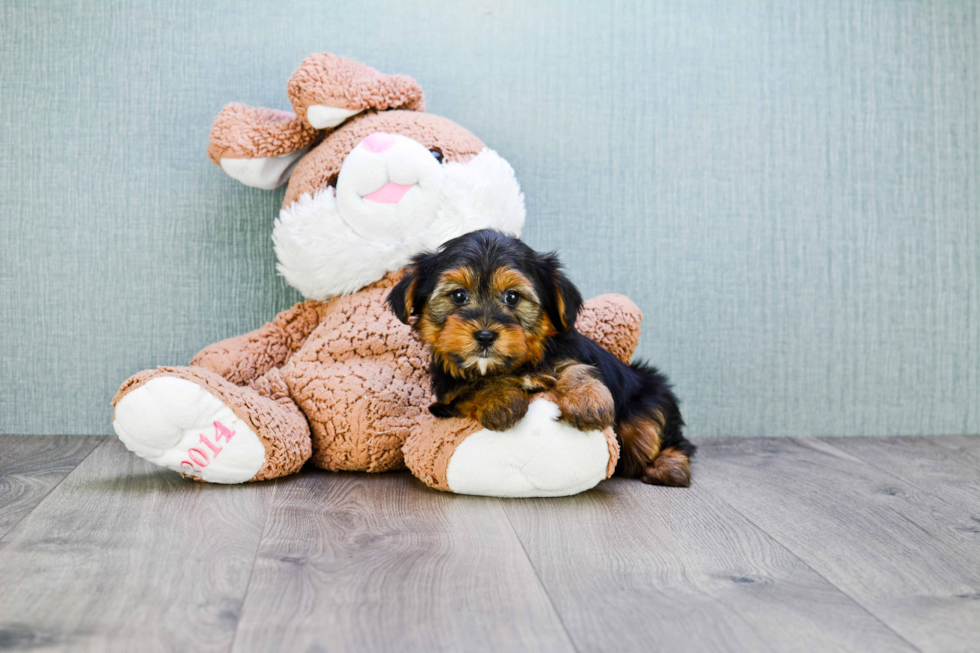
[227, 478, 279, 653]
[696, 452, 925, 653]
[0, 435, 107, 544]
[498, 499, 581, 653]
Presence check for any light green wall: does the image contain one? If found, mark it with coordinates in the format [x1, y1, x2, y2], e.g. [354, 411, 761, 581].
[2, 0, 977, 436]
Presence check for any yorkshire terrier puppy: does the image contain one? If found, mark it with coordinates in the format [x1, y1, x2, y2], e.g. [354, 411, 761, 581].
[386, 229, 695, 486]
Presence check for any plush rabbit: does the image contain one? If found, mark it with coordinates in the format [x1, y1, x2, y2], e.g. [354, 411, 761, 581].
[112, 53, 643, 496]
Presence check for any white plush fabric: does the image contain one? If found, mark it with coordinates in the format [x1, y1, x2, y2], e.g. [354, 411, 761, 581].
[445, 399, 612, 498]
[306, 105, 362, 129]
[113, 377, 266, 484]
[219, 147, 310, 190]
[273, 143, 526, 299]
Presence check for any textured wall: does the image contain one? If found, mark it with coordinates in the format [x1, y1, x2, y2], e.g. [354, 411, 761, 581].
[1, 1, 977, 437]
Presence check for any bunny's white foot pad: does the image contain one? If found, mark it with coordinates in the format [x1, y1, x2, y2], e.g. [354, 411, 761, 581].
[445, 400, 612, 498]
[112, 377, 266, 484]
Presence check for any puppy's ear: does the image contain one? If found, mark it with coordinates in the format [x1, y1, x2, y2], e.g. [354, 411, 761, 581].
[386, 267, 419, 324]
[386, 251, 436, 324]
[534, 252, 583, 332]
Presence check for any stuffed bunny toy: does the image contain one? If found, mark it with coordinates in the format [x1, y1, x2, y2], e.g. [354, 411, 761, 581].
[111, 53, 643, 497]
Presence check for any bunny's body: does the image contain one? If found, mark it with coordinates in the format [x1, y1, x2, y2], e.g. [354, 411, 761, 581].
[111, 54, 644, 496]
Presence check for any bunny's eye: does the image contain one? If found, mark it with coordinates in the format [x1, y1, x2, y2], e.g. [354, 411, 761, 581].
[429, 149, 444, 163]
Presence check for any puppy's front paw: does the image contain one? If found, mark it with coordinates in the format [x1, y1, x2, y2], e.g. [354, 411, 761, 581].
[556, 366, 615, 431]
[476, 396, 529, 431]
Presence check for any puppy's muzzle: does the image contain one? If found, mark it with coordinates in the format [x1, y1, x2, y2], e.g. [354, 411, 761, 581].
[473, 329, 498, 348]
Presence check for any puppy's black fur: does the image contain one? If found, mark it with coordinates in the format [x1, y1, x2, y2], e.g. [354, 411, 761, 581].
[387, 229, 695, 486]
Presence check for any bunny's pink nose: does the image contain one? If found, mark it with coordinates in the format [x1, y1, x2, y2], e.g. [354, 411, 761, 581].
[362, 132, 396, 153]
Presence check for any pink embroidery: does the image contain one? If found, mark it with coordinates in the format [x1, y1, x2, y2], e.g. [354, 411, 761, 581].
[214, 421, 236, 444]
[179, 421, 236, 473]
[187, 448, 209, 467]
[180, 461, 201, 475]
[200, 433, 223, 457]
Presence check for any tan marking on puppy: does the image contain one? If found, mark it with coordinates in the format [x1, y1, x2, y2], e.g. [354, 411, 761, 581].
[440, 266, 476, 292]
[489, 267, 537, 301]
[554, 363, 615, 431]
[556, 292, 569, 329]
[641, 447, 691, 487]
[453, 377, 531, 431]
[399, 276, 417, 323]
[494, 323, 532, 360]
[427, 315, 485, 377]
[616, 409, 666, 478]
[420, 263, 560, 379]
[522, 373, 556, 392]
[417, 266, 478, 343]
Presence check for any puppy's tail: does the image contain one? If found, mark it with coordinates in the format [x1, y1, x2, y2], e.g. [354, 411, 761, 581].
[616, 362, 695, 487]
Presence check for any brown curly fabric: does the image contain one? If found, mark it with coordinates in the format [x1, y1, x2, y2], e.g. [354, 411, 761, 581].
[192, 300, 331, 385]
[603, 426, 621, 478]
[111, 366, 311, 482]
[207, 103, 317, 164]
[283, 110, 486, 206]
[287, 52, 425, 124]
[574, 294, 643, 364]
[114, 278, 640, 483]
[403, 415, 481, 492]
[138, 52, 646, 491]
[279, 275, 433, 472]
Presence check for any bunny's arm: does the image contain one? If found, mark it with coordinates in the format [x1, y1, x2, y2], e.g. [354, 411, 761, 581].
[191, 300, 330, 386]
[576, 294, 643, 364]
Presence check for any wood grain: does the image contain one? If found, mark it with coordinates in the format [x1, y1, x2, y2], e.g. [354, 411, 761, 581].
[697, 437, 980, 653]
[927, 435, 980, 468]
[230, 471, 574, 653]
[0, 435, 103, 540]
[831, 436, 980, 516]
[501, 475, 913, 653]
[0, 438, 272, 652]
[4, 435, 980, 652]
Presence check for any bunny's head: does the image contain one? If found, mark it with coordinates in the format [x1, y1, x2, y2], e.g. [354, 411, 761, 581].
[208, 53, 525, 299]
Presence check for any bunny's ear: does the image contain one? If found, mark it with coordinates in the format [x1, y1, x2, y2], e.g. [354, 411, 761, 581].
[287, 53, 425, 129]
[207, 103, 317, 190]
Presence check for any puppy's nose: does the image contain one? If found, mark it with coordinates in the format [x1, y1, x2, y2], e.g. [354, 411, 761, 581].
[362, 132, 396, 153]
[473, 329, 497, 347]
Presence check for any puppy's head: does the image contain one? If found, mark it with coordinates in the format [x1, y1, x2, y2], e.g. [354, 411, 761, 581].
[386, 229, 582, 379]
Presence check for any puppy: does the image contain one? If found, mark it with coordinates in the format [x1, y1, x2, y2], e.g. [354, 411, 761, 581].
[386, 229, 695, 486]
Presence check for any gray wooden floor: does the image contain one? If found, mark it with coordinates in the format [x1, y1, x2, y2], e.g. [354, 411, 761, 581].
[1, 435, 978, 652]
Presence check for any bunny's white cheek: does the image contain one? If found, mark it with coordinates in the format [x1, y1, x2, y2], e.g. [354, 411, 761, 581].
[335, 133, 445, 243]
[273, 146, 525, 300]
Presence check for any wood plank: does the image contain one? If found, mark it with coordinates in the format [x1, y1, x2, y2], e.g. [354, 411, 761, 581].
[500, 475, 913, 653]
[927, 434, 980, 468]
[697, 437, 980, 653]
[831, 436, 980, 516]
[0, 438, 272, 652]
[231, 471, 575, 653]
[0, 435, 103, 540]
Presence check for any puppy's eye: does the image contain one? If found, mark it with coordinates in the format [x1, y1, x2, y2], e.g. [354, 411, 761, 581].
[450, 288, 468, 305]
[429, 149, 444, 163]
[503, 290, 521, 307]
